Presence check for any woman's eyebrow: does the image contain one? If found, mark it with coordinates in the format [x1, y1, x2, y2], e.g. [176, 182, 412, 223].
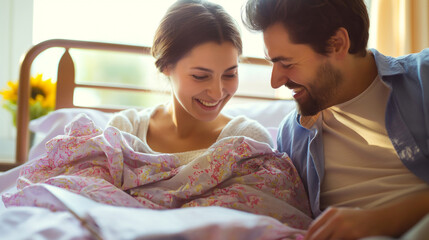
[224, 65, 238, 72]
[191, 65, 238, 72]
[191, 67, 213, 73]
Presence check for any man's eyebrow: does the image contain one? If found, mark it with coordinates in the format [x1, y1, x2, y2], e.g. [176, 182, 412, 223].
[268, 56, 293, 63]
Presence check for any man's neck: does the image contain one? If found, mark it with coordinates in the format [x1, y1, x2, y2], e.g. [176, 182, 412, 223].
[339, 51, 378, 104]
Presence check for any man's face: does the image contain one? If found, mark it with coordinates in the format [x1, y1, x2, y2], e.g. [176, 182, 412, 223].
[263, 23, 344, 116]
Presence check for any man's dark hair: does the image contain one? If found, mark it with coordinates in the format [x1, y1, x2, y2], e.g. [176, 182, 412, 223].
[243, 0, 369, 56]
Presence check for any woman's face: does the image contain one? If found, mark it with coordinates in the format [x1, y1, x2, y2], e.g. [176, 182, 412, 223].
[165, 41, 239, 122]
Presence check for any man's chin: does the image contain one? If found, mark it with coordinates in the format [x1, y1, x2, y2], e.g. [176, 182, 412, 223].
[296, 102, 320, 116]
[299, 110, 320, 117]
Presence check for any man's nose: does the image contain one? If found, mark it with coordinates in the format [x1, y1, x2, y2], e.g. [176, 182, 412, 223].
[271, 63, 286, 89]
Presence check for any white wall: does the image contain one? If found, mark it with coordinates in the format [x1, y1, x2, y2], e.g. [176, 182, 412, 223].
[0, 0, 33, 160]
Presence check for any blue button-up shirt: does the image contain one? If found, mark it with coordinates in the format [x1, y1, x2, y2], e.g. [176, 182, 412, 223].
[277, 48, 429, 217]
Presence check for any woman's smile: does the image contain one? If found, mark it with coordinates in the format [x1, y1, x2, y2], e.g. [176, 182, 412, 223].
[195, 97, 223, 110]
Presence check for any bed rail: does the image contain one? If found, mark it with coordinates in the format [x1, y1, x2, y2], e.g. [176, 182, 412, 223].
[4, 39, 273, 171]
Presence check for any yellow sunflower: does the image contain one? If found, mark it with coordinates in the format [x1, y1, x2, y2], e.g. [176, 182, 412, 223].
[0, 74, 56, 126]
[0, 80, 19, 103]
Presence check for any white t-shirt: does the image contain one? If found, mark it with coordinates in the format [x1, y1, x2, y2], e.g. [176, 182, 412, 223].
[107, 105, 274, 165]
[320, 76, 429, 209]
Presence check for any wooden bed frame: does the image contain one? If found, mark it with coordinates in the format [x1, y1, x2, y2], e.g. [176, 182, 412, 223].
[0, 39, 274, 171]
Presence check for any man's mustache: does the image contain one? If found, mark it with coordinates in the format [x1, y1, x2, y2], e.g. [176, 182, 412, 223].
[284, 79, 302, 89]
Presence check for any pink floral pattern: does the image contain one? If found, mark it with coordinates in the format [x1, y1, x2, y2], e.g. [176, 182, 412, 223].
[3, 114, 312, 229]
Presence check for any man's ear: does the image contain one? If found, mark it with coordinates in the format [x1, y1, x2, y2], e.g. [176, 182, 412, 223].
[328, 27, 350, 59]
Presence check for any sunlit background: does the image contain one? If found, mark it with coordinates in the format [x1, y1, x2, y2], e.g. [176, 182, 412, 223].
[31, 0, 281, 106]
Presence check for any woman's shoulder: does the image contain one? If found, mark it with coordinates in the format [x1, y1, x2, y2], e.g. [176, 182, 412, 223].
[220, 115, 274, 147]
[226, 115, 266, 128]
[106, 105, 160, 133]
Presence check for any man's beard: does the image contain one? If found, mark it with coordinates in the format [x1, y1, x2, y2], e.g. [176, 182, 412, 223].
[295, 62, 343, 116]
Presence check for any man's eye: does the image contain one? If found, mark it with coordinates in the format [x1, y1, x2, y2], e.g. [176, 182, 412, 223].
[192, 75, 208, 80]
[280, 62, 293, 69]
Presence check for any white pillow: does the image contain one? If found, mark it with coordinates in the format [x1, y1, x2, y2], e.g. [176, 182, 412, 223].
[222, 100, 296, 128]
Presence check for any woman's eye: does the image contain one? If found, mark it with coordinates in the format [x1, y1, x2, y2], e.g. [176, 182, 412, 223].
[192, 75, 208, 80]
[223, 73, 237, 79]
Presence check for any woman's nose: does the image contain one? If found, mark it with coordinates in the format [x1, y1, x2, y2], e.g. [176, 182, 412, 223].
[207, 78, 223, 100]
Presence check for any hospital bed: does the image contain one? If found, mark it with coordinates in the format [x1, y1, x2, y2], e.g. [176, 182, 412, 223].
[0, 39, 310, 240]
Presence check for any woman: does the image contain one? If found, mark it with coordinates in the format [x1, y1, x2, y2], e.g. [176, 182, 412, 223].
[107, 0, 273, 163]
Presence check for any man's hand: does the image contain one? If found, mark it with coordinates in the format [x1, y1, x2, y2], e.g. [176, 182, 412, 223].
[303, 207, 390, 240]
[304, 190, 429, 240]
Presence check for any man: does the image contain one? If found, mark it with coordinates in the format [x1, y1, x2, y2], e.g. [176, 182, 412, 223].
[243, 0, 429, 239]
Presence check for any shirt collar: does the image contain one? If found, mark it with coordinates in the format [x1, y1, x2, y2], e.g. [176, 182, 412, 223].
[297, 113, 321, 129]
[369, 48, 406, 77]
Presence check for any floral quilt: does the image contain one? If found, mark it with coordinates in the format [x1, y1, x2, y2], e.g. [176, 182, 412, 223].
[3, 114, 312, 230]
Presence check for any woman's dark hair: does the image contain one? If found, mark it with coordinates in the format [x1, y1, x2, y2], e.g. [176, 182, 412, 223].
[243, 0, 369, 56]
[152, 0, 242, 72]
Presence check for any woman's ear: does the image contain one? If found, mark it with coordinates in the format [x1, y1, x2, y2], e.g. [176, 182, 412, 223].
[163, 63, 176, 77]
[328, 27, 350, 59]
[162, 65, 171, 76]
